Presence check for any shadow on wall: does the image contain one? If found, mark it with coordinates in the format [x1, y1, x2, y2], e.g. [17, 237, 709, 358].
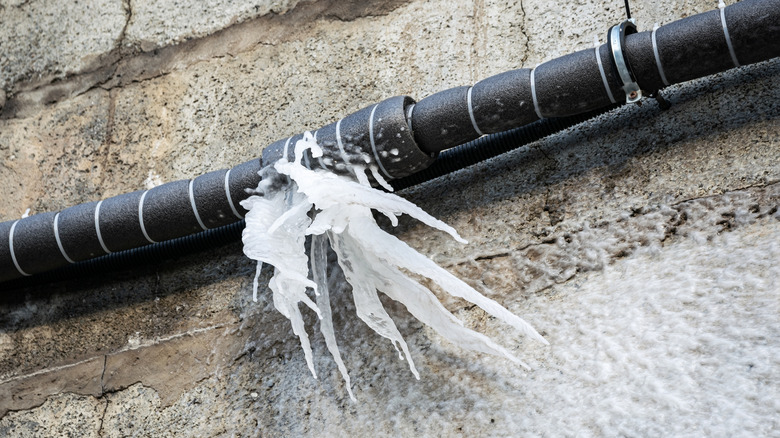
[0, 243, 254, 328]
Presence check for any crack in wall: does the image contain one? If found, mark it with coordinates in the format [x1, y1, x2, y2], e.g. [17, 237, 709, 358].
[519, 0, 530, 67]
[1, 0, 413, 120]
[118, 0, 133, 53]
[96, 398, 109, 437]
[0, 322, 236, 419]
[100, 356, 107, 395]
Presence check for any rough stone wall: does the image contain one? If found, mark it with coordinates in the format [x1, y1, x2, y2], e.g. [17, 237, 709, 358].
[0, 0, 778, 436]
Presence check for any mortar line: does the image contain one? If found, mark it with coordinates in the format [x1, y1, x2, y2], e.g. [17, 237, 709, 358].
[0, 323, 230, 386]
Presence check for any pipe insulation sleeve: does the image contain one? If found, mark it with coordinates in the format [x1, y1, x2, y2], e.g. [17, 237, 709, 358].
[625, 0, 780, 91]
[2, 0, 780, 286]
[3, 218, 249, 291]
[535, 47, 623, 118]
[408, 0, 780, 154]
[226, 160, 263, 218]
[261, 96, 435, 179]
[410, 44, 627, 154]
[411, 86, 482, 155]
[58, 201, 108, 261]
[391, 104, 621, 191]
[624, 28, 666, 93]
[0, 159, 262, 283]
[727, 0, 780, 66]
[194, 169, 243, 227]
[470, 69, 537, 134]
[1, 213, 63, 279]
[653, 10, 736, 85]
[142, 180, 204, 243]
[99, 191, 149, 251]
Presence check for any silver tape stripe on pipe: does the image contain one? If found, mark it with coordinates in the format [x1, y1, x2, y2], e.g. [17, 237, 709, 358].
[53, 213, 76, 264]
[368, 104, 392, 179]
[651, 25, 670, 87]
[719, 3, 740, 68]
[466, 86, 485, 136]
[315, 132, 328, 170]
[224, 169, 243, 220]
[335, 119, 355, 174]
[311, 130, 328, 170]
[530, 67, 544, 119]
[94, 200, 112, 254]
[188, 179, 209, 231]
[283, 136, 292, 161]
[595, 45, 617, 104]
[9, 220, 31, 276]
[406, 104, 415, 131]
[138, 190, 158, 244]
[335, 120, 348, 160]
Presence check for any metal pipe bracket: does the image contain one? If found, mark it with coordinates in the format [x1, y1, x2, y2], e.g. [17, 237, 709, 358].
[609, 19, 643, 103]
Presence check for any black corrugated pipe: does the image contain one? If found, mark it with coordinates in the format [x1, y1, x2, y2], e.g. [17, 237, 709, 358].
[1, 0, 779, 287]
[1, 107, 620, 290]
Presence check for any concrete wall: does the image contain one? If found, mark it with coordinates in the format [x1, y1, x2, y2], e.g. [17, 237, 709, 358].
[1, 0, 778, 436]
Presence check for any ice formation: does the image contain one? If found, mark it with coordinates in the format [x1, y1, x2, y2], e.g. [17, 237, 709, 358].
[241, 132, 547, 400]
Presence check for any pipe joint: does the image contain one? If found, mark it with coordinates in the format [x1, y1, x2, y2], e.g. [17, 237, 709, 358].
[261, 96, 435, 181]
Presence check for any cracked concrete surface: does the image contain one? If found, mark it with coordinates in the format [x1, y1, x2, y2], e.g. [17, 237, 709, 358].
[0, 0, 306, 95]
[0, 0, 413, 119]
[0, 0, 126, 93]
[0, 0, 778, 436]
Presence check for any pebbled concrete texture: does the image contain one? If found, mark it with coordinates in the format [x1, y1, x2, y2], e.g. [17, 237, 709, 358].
[0, 0, 127, 93]
[124, 0, 303, 52]
[0, 0, 778, 436]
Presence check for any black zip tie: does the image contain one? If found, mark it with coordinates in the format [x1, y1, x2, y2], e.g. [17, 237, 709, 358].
[624, 0, 632, 20]
[649, 92, 672, 111]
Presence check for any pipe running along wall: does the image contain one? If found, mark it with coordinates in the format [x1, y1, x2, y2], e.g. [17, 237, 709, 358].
[1, 0, 779, 285]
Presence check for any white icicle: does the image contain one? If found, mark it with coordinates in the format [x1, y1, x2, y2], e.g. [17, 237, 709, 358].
[329, 229, 421, 379]
[241, 131, 546, 399]
[342, 216, 534, 368]
[348, 217, 548, 346]
[241, 178, 321, 378]
[311, 234, 356, 401]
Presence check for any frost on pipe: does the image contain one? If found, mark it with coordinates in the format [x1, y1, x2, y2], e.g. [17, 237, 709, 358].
[241, 133, 547, 400]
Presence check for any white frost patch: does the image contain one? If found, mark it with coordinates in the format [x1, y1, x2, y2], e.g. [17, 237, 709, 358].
[241, 132, 545, 400]
[513, 221, 780, 436]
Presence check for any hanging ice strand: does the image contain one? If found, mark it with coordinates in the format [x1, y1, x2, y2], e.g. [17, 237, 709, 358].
[240, 132, 547, 401]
